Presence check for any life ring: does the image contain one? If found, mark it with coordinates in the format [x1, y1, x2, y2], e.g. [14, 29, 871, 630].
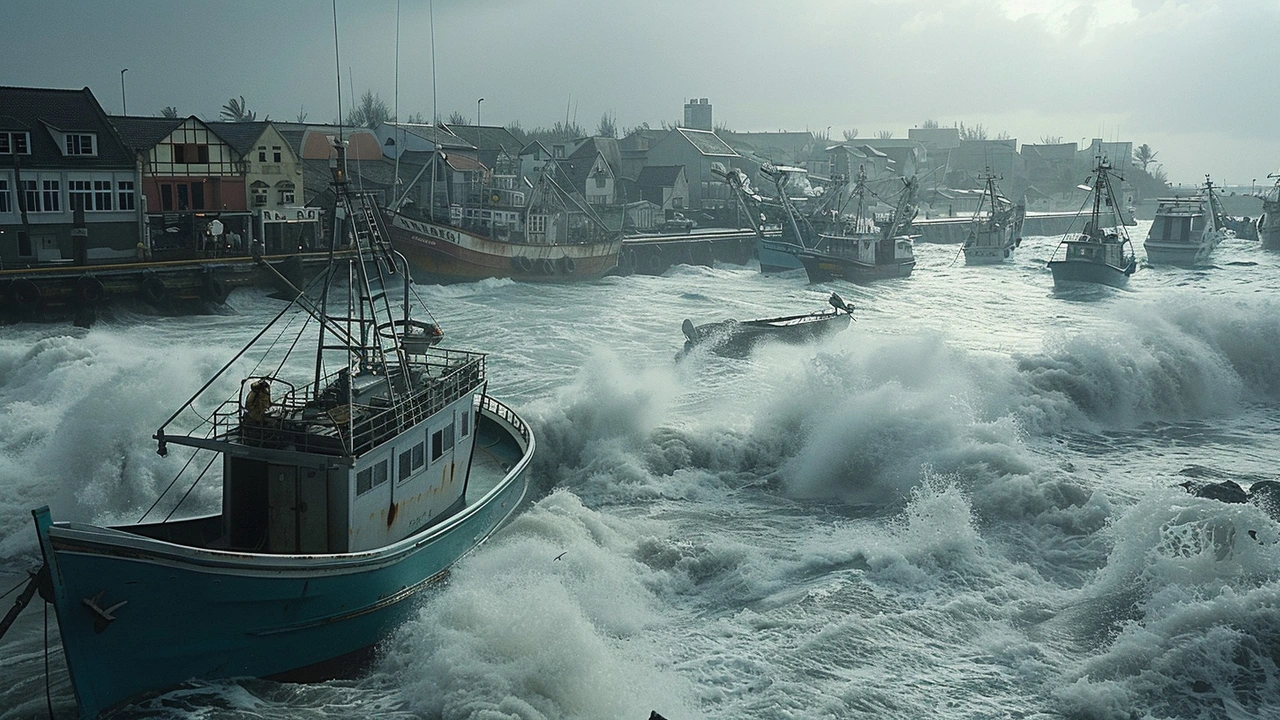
[557, 256, 576, 274]
[202, 275, 229, 304]
[538, 258, 555, 275]
[7, 279, 42, 308]
[513, 255, 534, 273]
[646, 247, 664, 273]
[75, 275, 106, 305]
[139, 275, 168, 305]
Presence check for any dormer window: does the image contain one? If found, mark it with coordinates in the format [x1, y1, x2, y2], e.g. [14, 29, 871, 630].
[64, 133, 96, 156]
[0, 131, 31, 155]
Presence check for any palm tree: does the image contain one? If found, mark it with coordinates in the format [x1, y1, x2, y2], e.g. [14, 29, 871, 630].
[1133, 144, 1159, 171]
[220, 96, 257, 122]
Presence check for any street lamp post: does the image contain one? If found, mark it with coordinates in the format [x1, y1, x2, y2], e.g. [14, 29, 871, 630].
[476, 97, 484, 126]
[120, 68, 128, 116]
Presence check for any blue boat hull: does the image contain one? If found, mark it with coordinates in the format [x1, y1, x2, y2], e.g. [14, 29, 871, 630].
[757, 238, 805, 273]
[35, 405, 532, 719]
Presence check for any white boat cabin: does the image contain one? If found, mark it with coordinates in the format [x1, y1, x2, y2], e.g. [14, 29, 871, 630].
[218, 350, 486, 554]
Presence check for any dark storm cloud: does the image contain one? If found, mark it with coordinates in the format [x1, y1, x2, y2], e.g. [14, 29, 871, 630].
[4, 0, 1277, 182]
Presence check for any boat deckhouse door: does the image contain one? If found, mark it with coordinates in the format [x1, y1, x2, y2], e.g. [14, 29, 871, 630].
[267, 464, 328, 553]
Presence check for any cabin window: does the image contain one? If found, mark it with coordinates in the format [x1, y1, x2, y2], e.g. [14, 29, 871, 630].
[399, 441, 427, 482]
[431, 424, 455, 461]
[356, 459, 389, 495]
[460, 409, 470, 438]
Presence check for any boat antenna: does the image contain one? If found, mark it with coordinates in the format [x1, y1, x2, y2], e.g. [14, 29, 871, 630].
[393, 0, 401, 197]
[333, 0, 344, 151]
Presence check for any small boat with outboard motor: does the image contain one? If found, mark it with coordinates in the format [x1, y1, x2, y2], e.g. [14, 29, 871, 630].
[680, 292, 855, 357]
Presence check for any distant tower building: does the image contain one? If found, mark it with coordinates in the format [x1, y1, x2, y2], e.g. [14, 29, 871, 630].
[683, 98, 712, 131]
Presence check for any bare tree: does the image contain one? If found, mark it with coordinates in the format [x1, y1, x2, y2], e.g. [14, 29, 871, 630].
[842, 128, 859, 141]
[596, 112, 617, 138]
[296, 106, 308, 123]
[220, 96, 258, 122]
[346, 91, 392, 128]
[405, 112, 427, 124]
[445, 111, 470, 125]
[875, 130, 894, 139]
[958, 122, 987, 141]
[1039, 135, 1063, 144]
[921, 119, 939, 129]
[1133, 143, 1159, 171]
[160, 106, 179, 119]
[995, 131, 1012, 141]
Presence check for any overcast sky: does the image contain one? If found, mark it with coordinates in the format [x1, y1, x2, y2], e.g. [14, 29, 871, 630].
[7, 0, 1278, 187]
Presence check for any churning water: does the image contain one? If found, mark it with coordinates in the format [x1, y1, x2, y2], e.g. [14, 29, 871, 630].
[4, 222, 1280, 719]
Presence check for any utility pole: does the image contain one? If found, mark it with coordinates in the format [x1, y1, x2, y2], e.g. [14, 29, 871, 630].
[120, 68, 128, 115]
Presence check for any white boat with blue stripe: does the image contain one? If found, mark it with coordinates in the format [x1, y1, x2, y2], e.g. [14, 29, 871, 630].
[17, 143, 535, 718]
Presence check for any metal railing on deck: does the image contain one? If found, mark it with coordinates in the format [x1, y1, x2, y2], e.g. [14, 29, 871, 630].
[206, 349, 486, 457]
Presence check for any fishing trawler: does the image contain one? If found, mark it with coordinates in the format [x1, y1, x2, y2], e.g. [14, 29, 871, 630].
[5, 140, 535, 718]
[961, 170, 1025, 265]
[792, 167, 920, 283]
[1047, 158, 1137, 288]
[379, 150, 621, 284]
[1143, 176, 1233, 266]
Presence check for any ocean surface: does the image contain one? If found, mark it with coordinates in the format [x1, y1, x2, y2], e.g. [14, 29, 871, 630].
[3, 222, 1280, 719]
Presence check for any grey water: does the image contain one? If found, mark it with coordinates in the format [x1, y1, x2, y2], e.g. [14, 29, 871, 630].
[4, 222, 1280, 719]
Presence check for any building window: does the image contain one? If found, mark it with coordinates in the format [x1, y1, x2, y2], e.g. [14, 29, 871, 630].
[190, 181, 204, 209]
[173, 143, 209, 164]
[176, 184, 189, 210]
[64, 133, 96, 156]
[258, 146, 266, 162]
[272, 146, 282, 162]
[117, 180, 135, 210]
[528, 214, 547, 234]
[594, 176, 607, 189]
[277, 181, 295, 205]
[93, 180, 113, 210]
[161, 184, 174, 211]
[0, 178, 10, 213]
[41, 178, 60, 212]
[22, 179, 40, 212]
[68, 179, 92, 212]
[0, 132, 31, 154]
